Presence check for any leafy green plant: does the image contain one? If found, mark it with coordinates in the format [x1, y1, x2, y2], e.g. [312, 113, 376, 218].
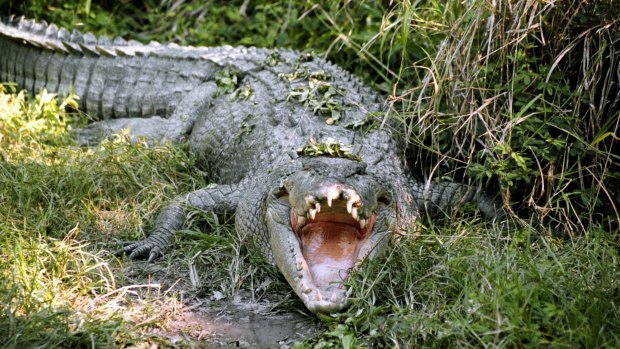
[0, 84, 79, 154]
[399, 0, 619, 233]
[214, 69, 239, 96]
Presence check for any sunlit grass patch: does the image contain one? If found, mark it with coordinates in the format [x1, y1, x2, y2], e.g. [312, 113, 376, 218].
[0, 83, 208, 240]
[0, 84, 225, 346]
[0, 84, 80, 161]
[0, 224, 185, 348]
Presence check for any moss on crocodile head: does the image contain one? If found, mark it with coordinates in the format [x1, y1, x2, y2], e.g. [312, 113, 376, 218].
[286, 79, 344, 124]
[296, 138, 362, 162]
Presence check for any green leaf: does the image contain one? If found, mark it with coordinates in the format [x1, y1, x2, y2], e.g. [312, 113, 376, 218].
[341, 333, 354, 349]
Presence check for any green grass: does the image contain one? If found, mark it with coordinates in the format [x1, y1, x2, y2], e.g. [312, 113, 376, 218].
[300, 223, 619, 348]
[0, 0, 619, 347]
[0, 85, 210, 347]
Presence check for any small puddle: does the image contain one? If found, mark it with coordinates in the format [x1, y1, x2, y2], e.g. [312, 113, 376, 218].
[123, 259, 323, 347]
[164, 300, 322, 348]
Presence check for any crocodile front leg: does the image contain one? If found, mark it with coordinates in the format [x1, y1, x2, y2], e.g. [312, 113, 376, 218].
[119, 183, 242, 262]
[410, 180, 506, 220]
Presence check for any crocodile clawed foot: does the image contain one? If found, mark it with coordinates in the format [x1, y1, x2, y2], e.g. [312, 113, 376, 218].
[115, 240, 164, 262]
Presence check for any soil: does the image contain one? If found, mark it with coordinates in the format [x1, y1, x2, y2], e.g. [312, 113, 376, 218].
[164, 298, 322, 348]
[121, 258, 324, 348]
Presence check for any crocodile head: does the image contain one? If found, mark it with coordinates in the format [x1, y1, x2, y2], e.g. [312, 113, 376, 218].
[264, 157, 397, 314]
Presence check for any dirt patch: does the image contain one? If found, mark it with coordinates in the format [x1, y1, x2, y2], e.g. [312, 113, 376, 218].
[121, 259, 323, 348]
[163, 300, 322, 348]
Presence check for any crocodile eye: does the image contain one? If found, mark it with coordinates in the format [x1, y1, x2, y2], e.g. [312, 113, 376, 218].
[274, 188, 289, 202]
[377, 196, 391, 207]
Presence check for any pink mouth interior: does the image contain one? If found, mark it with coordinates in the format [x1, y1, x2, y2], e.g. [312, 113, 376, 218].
[291, 208, 375, 289]
[298, 221, 358, 286]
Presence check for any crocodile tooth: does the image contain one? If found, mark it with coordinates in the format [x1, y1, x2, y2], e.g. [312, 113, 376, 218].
[346, 198, 357, 213]
[351, 207, 358, 220]
[304, 195, 315, 210]
[309, 208, 317, 220]
[330, 293, 338, 303]
[315, 290, 322, 301]
[297, 215, 306, 227]
[315, 202, 321, 213]
[359, 218, 367, 230]
[301, 282, 312, 294]
[296, 261, 304, 271]
[326, 187, 339, 207]
[345, 190, 361, 214]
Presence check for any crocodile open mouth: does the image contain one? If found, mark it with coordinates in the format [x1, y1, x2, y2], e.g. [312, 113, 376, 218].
[290, 194, 376, 289]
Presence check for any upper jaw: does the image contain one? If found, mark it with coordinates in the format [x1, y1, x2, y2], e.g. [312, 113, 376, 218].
[292, 185, 371, 230]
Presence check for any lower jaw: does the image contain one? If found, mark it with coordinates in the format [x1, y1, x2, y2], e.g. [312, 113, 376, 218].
[299, 250, 358, 313]
[301, 286, 351, 314]
[299, 221, 360, 290]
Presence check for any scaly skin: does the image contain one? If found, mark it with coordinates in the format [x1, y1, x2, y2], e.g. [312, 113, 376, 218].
[0, 16, 505, 314]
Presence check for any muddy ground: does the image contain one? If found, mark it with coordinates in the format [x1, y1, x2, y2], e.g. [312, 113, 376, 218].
[163, 298, 322, 348]
[121, 258, 324, 348]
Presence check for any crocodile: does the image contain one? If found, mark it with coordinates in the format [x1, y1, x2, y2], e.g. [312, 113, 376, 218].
[0, 16, 505, 314]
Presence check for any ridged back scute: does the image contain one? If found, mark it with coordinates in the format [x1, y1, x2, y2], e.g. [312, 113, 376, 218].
[0, 15, 209, 59]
